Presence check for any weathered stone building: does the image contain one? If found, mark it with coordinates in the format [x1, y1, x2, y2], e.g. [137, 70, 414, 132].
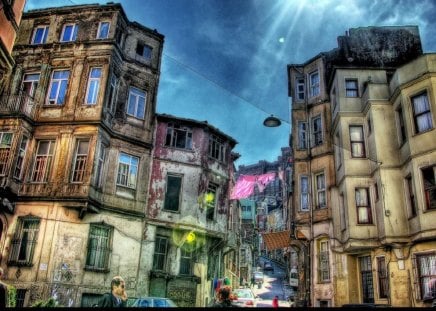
[288, 26, 436, 307]
[143, 113, 238, 307]
[0, 3, 163, 307]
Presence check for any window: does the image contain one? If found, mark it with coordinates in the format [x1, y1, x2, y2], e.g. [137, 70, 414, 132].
[345, 79, 358, 97]
[296, 77, 305, 100]
[165, 123, 192, 149]
[374, 182, 379, 202]
[71, 139, 89, 183]
[85, 68, 102, 105]
[97, 21, 110, 39]
[107, 74, 118, 113]
[116, 153, 139, 189]
[312, 116, 322, 146]
[309, 70, 320, 97]
[406, 176, 417, 217]
[163, 174, 182, 212]
[0, 132, 13, 175]
[318, 240, 330, 282]
[94, 142, 107, 188]
[47, 70, 70, 105]
[334, 132, 342, 169]
[153, 236, 168, 271]
[315, 173, 326, 209]
[350, 125, 366, 158]
[136, 42, 152, 59]
[397, 106, 407, 144]
[355, 188, 372, 224]
[8, 217, 40, 266]
[297, 121, 307, 149]
[360, 256, 375, 303]
[127, 87, 146, 119]
[85, 224, 112, 271]
[60, 23, 78, 42]
[377, 257, 389, 299]
[340, 194, 346, 231]
[422, 166, 436, 210]
[415, 253, 436, 301]
[206, 182, 218, 220]
[412, 92, 433, 133]
[31, 140, 55, 183]
[22, 73, 40, 98]
[300, 176, 309, 211]
[13, 135, 28, 180]
[208, 134, 226, 162]
[31, 25, 48, 44]
[367, 117, 372, 134]
[16, 289, 27, 308]
[180, 248, 193, 275]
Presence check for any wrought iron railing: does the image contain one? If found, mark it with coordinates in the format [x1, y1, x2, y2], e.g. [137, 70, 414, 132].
[0, 93, 37, 119]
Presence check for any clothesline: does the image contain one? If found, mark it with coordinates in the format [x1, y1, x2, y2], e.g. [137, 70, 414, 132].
[230, 172, 277, 200]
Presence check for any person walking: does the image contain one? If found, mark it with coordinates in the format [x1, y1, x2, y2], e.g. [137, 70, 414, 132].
[272, 295, 279, 308]
[0, 268, 8, 308]
[211, 287, 238, 308]
[97, 276, 128, 307]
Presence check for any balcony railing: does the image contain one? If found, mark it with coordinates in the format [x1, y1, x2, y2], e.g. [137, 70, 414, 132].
[0, 93, 37, 119]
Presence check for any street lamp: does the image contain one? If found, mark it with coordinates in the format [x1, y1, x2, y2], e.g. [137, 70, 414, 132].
[263, 115, 282, 127]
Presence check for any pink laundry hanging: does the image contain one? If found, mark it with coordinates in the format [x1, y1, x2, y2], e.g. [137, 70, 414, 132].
[230, 175, 257, 200]
[256, 172, 276, 193]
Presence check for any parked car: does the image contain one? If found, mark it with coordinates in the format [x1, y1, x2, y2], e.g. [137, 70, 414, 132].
[264, 262, 274, 272]
[129, 297, 178, 308]
[232, 288, 258, 307]
[253, 271, 264, 285]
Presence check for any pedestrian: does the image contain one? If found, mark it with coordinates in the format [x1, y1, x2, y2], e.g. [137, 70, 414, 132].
[97, 275, 128, 307]
[272, 295, 279, 308]
[250, 275, 255, 288]
[0, 268, 8, 308]
[211, 287, 238, 308]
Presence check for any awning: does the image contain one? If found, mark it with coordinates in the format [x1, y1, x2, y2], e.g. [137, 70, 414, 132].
[262, 230, 291, 251]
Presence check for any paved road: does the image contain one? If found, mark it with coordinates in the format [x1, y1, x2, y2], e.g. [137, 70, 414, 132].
[252, 257, 291, 308]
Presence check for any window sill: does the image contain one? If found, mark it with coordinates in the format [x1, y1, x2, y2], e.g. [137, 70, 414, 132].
[84, 266, 110, 273]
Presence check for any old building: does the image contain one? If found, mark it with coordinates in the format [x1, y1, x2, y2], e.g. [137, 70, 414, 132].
[288, 26, 432, 307]
[0, 3, 163, 307]
[0, 0, 26, 93]
[142, 113, 238, 307]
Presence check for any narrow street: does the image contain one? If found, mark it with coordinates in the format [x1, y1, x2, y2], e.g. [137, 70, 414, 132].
[253, 257, 291, 308]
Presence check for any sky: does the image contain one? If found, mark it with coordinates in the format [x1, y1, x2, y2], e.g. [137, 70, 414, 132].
[25, 0, 436, 167]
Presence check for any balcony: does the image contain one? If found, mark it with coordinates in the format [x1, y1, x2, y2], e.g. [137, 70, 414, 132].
[0, 93, 37, 119]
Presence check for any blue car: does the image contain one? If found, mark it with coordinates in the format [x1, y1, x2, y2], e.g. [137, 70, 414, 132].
[130, 297, 178, 308]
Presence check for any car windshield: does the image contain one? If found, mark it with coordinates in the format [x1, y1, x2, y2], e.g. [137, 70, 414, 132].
[234, 290, 254, 299]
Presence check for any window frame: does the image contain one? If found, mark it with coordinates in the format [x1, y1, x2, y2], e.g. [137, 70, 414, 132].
[349, 125, 366, 158]
[7, 217, 40, 266]
[206, 182, 218, 220]
[377, 256, 389, 299]
[355, 187, 373, 224]
[179, 247, 193, 276]
[421, 165, 436, 211]
[208, 134, 226, 163]
[31, 25, 49, 44]
[94, 141, 107, 188]
[153, 236, 168, 271]
[165, 123, 193, 150]
[309, 70, 320, 97]
[411, 91, 433, 134]
[414, 252, 436, 301]
[0, 132, 13, 176]
[21, 72, 40, 98]
[312, 115, 323, 146]
[300, 175, 309, 212]
[60, 23, 78, 42]
[406, 175, 417, 217]
[107, 74, 118, 114]
[46, 69, 70, 105]
[116, 152, 139, 189]
[85, 67, 102, 105]
[127, 87, 147, 119]
[13, 135, 29, 181]
[71, 139, 90, 183]
[30, 139, 55, 183]
[85, 223, 113, 272]
[96, 21, 110, 39]
[345, 78, 359, 97]
[297, 121, 307, 149]
[318, 240, 330, 282]
[295, 77, 305, 101]
[163, 174, 183, 212]
[136, 42, 152, 60]
[314, 172, 326, 209]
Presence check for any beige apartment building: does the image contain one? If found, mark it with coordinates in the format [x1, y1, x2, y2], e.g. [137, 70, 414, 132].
[0, 3, 163, 307]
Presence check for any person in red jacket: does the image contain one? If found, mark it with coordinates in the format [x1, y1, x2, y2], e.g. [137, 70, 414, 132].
[272, 295, 279, 308]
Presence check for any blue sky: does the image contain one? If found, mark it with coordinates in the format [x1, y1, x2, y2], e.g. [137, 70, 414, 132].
[25, 0, 436, 167]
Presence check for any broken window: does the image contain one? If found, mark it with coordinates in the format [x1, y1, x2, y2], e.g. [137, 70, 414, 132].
[208, 134, 226, 162]
[165, 123, 192, 149]
[422, 166, 436, 210]
[163, 174, 182, 212]
[71, 139, 89, 183]
[412, 91, 433, 134]
[85, 224, 112, 271]
[136, 42, 152, 59]
[8, 217, 40, 266]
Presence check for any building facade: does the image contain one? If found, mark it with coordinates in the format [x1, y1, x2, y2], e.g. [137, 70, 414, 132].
[0, 3, 163, 307]
[143, 113, 238, 307]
